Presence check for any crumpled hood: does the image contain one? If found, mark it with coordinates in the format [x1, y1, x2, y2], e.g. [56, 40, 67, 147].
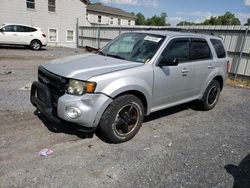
[42, 53, 142, 80]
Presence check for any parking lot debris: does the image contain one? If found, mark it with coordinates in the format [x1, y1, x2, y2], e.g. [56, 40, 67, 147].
[39, 148, 54, 156]
[19, 83, 31, 91]
[167, 142, 172, 147]
[0, 71, 12, 75]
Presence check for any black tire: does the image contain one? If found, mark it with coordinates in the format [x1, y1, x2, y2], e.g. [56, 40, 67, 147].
[99, 94, 145, 143]
[30, 40, 42, 50]
[198, 80, 221, 111]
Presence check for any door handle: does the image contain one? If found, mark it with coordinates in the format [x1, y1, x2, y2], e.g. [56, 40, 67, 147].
[181, 68, 189, 73]
[13, 34, 17, 36]
[208, 65, 214, 69]
[29, 34, 34, 36]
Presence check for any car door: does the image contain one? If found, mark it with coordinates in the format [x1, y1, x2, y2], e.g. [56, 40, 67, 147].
[0, 25, 18, 44]
[152, 38, 194, 111]
[16, 26, 36, 45]
[190, 38, 214, 95]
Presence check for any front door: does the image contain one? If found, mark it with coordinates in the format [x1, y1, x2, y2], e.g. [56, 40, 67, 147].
[152, 38, 194, 112]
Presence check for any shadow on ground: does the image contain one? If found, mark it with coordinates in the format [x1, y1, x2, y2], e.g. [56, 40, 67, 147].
[225, 154, 250, 188]
[34, 110, 94, 139]
[34, 101, 198, 143]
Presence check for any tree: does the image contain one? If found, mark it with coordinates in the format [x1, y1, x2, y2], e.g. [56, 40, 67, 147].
[244, 18, 250, 26]
[135, 12, 146, 25]
[135, 12, 169, 26]
[202, 12, 241, 25]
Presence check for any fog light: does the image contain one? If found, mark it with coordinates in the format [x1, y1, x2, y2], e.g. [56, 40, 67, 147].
[65, 107, 81, 119]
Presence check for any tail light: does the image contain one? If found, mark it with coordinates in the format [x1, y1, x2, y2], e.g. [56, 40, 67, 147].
[42, 33, 46, 37]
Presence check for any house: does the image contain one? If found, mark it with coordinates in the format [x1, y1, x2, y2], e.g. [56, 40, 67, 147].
[0, 0, 90, 48]
[86, 3, 136, 26]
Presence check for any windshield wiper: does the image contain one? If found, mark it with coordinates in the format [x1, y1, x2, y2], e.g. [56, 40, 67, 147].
[106, 54, 125, 60]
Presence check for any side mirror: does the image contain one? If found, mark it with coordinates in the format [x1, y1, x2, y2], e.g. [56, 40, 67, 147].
[158, 57, 179, 66]
[0, 28, 3, 32]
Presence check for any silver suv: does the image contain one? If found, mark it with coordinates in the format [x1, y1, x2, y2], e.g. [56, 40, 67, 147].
[31, 31, 228, 143]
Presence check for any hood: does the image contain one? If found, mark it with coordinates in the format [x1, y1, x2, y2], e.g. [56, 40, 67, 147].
[42, 53, 143, 80]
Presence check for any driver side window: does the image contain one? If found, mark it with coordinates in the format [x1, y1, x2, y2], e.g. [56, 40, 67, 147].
[161, 38, 190, 63]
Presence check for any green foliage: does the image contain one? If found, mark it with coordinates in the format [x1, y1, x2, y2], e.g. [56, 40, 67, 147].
[203, 12, 241, 25]
[135, 13, 146, 25]
[135, 12, 170, 26]
[244, 18, 250, 26]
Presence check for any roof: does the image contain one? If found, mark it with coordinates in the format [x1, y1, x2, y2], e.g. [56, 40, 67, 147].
[87, 3, 136, 19]
[80, 0, 90, 4]
[129, 30, 222, 40]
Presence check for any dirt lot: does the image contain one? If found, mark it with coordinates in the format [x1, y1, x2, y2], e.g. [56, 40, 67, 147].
[0, 46, 250, 188]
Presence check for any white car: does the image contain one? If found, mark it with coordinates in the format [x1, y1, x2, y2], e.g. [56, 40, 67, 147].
[0, 23, 47, 50]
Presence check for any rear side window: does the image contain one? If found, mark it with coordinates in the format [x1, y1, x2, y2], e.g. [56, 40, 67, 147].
[17, 26, 37, 32]
[190, 38, 211, 60]
[210, 39, 226, 58]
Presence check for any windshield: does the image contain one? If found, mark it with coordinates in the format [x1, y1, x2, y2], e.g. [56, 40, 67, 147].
[100, 33, 165, 63]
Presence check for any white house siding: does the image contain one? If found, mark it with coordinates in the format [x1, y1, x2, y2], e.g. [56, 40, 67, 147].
[0, 0, 90, 48]
[87, 12, 135, 26]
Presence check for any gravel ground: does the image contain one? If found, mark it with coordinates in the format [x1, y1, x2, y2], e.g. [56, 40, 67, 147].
[0, 47, 250, 188]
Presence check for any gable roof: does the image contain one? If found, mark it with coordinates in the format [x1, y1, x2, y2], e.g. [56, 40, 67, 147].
[87, 3, 136, 19]
[80, 0, 90, 4]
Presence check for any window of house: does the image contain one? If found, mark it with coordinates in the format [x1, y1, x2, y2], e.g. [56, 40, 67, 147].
[110, 17, 113, 25]
[98, 16, 102, 23]
[86, 13, 88, 20]
[67, 30, 74, 42]
[27, 0, 35, 9]
[48, 29, 57, 42]
[128, 20, 131, 25]
[48, 0, 56, 12]
[118, 18, 121, 25]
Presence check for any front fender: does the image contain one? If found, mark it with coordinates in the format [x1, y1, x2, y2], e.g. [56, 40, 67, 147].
[100, 77, 152, 115]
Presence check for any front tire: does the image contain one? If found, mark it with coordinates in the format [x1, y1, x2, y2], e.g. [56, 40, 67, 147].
[99, 95, 144, 143]
[30, 40, 42, 50]
[199, 80, 221, 111]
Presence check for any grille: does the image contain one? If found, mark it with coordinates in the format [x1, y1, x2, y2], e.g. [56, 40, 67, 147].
[38, 66, 67, 114]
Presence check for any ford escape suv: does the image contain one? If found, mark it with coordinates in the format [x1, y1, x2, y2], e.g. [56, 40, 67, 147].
[30, 31, 228, 143]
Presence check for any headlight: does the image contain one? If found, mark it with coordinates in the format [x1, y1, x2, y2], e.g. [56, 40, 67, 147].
[67, 79, 96, 95]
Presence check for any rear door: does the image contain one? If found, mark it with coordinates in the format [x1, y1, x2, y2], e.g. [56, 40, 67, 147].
[190, 38, 214, 95]
[152, 38, 195, 111]
[16, 26, 37, 45]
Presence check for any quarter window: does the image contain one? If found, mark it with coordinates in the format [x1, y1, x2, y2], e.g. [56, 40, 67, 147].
[190, 39, 211, 60]
[27, 0, 35, 9]
[161, 39, 190, 63]
[67, 30, 74, 42]
[48, 0, 56, 12]
[210, 39, 226, 58]
[49, 29, 57, 42]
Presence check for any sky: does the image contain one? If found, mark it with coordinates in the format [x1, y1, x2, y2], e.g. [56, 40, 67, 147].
[91, 0, 250, 26]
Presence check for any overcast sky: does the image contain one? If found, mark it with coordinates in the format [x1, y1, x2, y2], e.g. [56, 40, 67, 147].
[91, 0, 250, 26]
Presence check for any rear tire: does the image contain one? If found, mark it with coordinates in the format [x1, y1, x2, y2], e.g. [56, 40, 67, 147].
[99, 95, 144, 143]
[198, 80, 221, 111]
[30, 40, 42, 50]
